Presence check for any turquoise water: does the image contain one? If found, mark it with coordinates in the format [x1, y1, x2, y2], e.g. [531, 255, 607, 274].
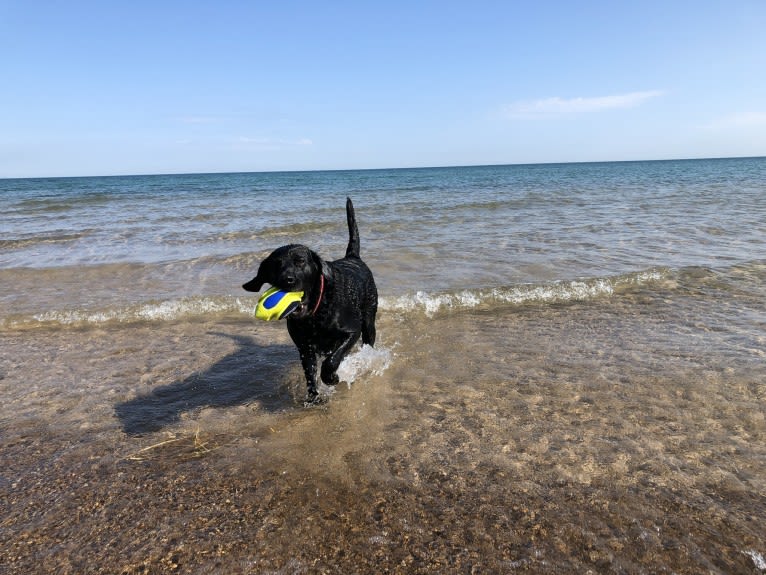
[2, 159, 766, 573]
[2, 158, 765, 326]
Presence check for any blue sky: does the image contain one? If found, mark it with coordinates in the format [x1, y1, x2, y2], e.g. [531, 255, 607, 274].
[1, 1, 765, 177]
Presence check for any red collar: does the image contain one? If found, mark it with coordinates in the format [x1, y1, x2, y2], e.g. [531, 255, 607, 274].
[311, 274, 325, 316]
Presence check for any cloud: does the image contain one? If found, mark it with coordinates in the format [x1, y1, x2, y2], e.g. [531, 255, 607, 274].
[505, 90, 663, 119]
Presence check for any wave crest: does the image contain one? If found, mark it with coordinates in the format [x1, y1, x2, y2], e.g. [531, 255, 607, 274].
[4, 297, 255, 329]
[380, 268, 670, 317]
[2, 269, 672, 329]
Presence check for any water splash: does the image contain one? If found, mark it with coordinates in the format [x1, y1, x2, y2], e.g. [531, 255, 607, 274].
[337, 344, 394, 385]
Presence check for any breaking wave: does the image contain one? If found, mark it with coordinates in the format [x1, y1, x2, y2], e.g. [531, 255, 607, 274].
[3, 297, 256, 329]
[381, 268, 672, 317]
[2, 268, 673, 329]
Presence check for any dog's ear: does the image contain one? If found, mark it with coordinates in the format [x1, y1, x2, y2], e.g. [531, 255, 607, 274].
[242, 275, 264, 292]
[311, 250, 332, 280]
[242, 256, 273, 292]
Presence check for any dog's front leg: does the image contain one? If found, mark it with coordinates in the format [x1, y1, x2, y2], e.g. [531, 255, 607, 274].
[298, 346, 320, 403]
[321, 331, 361, 386]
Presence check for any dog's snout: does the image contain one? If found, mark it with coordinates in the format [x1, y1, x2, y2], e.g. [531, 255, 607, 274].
[283, 275, 296, 287]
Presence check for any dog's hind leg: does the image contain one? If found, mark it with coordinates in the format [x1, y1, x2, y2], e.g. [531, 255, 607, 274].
[321, 331, 361, 385]
[362, 311, 376, 346]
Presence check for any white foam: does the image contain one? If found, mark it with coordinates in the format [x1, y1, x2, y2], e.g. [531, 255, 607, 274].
[8, 269, 672, 328]
[380, 269, 671, 318]
[337, 344, 394, 385]
[380, 279, 614, 317]
[28, 296, 254, 326]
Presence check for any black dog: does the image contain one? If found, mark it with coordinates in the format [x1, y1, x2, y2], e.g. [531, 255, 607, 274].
[243, 198, 378, 404]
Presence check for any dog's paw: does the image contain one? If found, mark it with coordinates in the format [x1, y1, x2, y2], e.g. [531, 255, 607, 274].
[303, 394, 328, 408]
[320, 367, 340, 386]
[303, 382, 338, 407]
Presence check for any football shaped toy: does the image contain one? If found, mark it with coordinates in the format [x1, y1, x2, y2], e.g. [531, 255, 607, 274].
[254, 287, 304, 321]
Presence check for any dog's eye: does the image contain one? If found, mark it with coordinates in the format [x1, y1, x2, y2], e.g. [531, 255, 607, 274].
[293, 256, 306, 266]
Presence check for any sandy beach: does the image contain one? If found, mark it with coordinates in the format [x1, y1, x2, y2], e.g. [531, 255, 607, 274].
[3, 296, 765, 574]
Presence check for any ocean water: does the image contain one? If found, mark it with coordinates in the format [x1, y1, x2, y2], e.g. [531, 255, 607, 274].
[2, 158, 765, 573]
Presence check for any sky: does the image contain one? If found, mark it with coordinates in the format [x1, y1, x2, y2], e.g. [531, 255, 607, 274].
[1, 1, 765, 178]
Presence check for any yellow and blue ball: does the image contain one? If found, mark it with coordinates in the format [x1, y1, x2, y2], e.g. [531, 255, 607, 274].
[254, 287, 304, 321]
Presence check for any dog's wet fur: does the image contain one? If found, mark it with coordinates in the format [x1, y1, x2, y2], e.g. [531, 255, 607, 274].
[243, 198, 378, 404]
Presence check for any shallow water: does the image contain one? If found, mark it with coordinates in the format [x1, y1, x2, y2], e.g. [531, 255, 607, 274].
[2, 159, 766, 573]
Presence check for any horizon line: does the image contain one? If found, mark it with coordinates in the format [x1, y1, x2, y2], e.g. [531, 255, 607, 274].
[2, 154, 764, 181]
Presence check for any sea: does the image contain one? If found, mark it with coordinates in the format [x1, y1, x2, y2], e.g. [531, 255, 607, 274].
[1, 158, 765, 573]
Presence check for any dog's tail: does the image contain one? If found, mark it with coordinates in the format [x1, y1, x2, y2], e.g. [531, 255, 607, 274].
[345, 197, 361, 258]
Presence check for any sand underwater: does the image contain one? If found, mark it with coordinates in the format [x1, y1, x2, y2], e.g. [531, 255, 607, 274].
[2, 290, 765, 574]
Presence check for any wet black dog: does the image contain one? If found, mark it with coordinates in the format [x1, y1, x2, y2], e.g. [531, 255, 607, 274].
[243, 198, 378, 404]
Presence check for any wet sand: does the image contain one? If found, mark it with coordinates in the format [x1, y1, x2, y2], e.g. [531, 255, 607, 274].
[2, 298, 765, 574]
